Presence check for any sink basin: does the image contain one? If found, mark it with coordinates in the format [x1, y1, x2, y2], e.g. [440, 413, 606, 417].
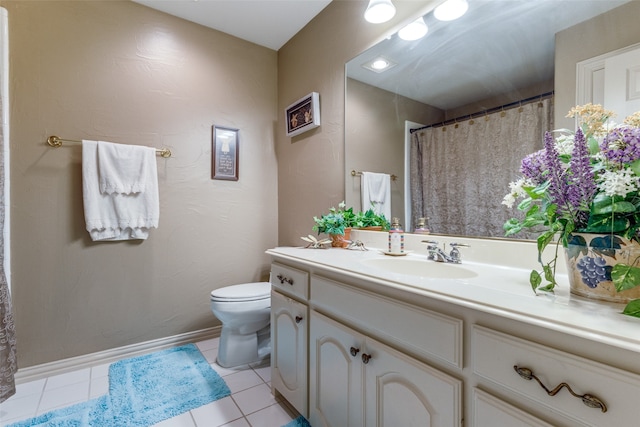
[361, 257, 478, 279]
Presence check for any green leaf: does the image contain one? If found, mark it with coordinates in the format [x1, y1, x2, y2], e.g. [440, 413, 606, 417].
[622, 299, 640, 317]
[543, 265, 554, 282]
[587, 134, 601, 155]
[630, 159, 640, 176]
[537, 230, 556, 260]
[591, 200, 635, 215]
[503, 218, 523, 236]
[611, 264, 640, 292]
[530, 270, 542, 293]
[585, 215, 630, 233]
[537, 283, 556, 292]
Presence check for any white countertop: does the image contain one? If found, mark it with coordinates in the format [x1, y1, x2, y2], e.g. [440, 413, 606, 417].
[267, 237, 640, 355]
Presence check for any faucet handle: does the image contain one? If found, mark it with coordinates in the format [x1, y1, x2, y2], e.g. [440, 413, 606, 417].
[449, 243, 469, 263]
[449, 242, 470, 248]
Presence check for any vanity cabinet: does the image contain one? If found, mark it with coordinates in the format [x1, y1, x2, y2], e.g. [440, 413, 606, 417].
[309, 310, 462, 427]
[270, 263, 309, 417]
[267, 246, 640, 426]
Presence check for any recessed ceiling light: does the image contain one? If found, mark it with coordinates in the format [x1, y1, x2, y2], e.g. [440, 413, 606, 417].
[434, 0, 468, 22]
[398, 17, 428, 41]
[362, 57, 397, 73]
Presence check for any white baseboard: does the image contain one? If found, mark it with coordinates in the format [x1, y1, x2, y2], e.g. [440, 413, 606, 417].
[15, 326, 222, 384]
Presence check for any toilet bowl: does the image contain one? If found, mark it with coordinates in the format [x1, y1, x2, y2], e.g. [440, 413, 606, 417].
[210, 282, 271, 368]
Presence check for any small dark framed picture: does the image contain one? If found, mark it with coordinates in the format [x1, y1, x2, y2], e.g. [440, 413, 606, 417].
[212, 125, 239, 181]
[285, 92, 320, 137]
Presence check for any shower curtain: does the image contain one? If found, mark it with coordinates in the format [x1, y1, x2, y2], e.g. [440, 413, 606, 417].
[410, 97, 553, 238]
[0, 81, 16, 402]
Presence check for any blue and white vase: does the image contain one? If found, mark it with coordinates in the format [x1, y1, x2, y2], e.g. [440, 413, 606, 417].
[564, 232, 640, 303]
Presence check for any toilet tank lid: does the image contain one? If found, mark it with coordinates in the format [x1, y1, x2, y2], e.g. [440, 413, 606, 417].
[210, 282, 271, 300]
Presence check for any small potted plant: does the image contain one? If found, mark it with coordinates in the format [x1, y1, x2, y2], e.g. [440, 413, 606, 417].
[313, 201, 390, 247]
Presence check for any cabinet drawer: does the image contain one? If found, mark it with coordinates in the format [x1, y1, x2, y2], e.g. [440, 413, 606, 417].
[311, 274, 463, 370]
[473, 325, 640, 426]
[270, 262, 309, 300]
[472, 388, 554, 427]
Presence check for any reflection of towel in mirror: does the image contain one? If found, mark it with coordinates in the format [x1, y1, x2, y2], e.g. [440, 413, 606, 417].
[361, 172, 391, 220]
[82, 140, 159, 241]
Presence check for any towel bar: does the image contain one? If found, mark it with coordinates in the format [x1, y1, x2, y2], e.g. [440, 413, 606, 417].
[351, 170, 397, 181]
[47, 135, 172, 158]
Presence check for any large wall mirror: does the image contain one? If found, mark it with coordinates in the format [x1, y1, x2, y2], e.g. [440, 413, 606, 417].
[345, 0, 633, 238]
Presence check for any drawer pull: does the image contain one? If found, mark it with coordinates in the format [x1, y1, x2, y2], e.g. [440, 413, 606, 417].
[514, 365, 607, 413]
[295, 316, 303, 324]
[362, 353, 372, 364]
[350, 347, 360, 357]
[276, 274, 293, 285]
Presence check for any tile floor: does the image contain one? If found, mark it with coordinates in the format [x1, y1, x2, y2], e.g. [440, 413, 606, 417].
[0, 337, 299, 427]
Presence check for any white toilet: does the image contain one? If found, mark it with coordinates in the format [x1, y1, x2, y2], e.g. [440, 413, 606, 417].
[210, 281, 272, 368]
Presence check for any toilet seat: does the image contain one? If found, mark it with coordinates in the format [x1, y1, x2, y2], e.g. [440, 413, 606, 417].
[210, 282, 271, 302]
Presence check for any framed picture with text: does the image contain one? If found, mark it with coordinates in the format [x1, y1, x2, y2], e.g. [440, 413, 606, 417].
[285, 92, 320, 137]
[212, 125, 239, 181]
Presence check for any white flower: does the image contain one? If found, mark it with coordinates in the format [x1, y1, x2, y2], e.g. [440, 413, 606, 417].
[502, 193, 517, 208]
[597, 168, 640, 198]
[555, 134, 575, 156]
[502, 177, 534, 208]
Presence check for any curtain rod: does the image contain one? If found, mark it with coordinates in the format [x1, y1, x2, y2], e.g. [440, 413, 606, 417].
[47, 135, 172, 158]
[410, 91, 554, 134]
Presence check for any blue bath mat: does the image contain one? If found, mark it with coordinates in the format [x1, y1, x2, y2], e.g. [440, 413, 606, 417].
[8, 344, 230, 427]
[282, 415, 312, 427]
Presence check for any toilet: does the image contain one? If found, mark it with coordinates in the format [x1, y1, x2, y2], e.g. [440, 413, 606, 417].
[210, 281, 272, 368]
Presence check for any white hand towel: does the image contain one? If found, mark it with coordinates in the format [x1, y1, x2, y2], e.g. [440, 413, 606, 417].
[82, 140, 159, 241]
[361, 171, 391, 221]
[97, 141, 153, 194]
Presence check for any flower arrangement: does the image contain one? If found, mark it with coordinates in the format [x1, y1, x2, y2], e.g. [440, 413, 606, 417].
[503, 103, 640, 317]
[313, 201, 390, 236]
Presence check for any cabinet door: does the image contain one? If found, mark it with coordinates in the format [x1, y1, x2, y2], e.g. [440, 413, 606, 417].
[364, 336, 462, 427]
[309, 311, 365, 427]
[271, 290, 308, 417]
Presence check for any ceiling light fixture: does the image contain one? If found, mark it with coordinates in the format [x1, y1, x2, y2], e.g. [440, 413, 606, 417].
[434, 0, 468, 22]
[362, 56, 397, 73]
[398, 17, 428, 41]
[364, 0, 396, 24]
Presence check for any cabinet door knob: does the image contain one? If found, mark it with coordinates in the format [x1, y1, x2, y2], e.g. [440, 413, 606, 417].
[513, 365, 607, 413]
[295, 316, 303, 324]
[361, 353, 372, 364]
[350, 347, 360, 357]
[276, 274, 293, 285]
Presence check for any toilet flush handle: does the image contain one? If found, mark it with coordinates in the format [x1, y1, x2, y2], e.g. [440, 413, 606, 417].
[295, 316, 303, 324]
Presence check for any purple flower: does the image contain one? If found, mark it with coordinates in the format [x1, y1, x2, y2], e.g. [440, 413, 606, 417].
[520, 149, 546, 184]
[543, 132, 570, 211]
[600, 126, 640, 165]
[567, 129, 596, 226]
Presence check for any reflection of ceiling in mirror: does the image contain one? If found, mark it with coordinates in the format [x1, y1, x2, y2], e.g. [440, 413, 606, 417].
[346, 0, 631, 110]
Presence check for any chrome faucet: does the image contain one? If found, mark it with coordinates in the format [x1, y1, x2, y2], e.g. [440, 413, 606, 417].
[422, 241, 469, 264]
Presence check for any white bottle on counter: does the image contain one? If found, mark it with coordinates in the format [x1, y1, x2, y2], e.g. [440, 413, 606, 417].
[388, 217, 404, 254]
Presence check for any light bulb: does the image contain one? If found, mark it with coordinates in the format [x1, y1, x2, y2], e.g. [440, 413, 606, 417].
[434, 0, 468, 22]
[398, 17, 428, 41]
[364, 0, 396, 24]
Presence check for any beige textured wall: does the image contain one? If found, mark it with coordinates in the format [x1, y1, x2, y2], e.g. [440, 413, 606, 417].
[345, 78, 443, 222]
[276, 0, 436, 246]
[555, 1, 640, 129]
[4, 1, 278, 367]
